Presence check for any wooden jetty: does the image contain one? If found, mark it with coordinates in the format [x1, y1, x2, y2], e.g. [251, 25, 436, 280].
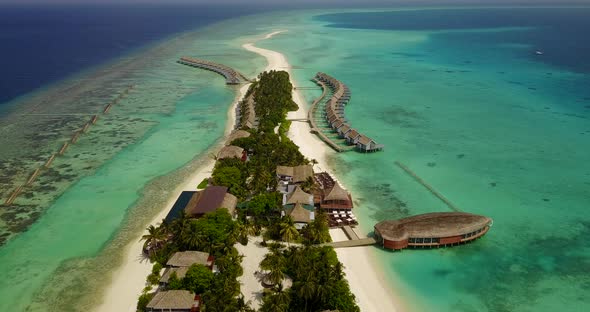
[2, 85, 134, 206]
[178, 57, 251, 85]
[313, 72, 384, 153]
[395, 161, 462, 212]
[323, 226, 377, 248]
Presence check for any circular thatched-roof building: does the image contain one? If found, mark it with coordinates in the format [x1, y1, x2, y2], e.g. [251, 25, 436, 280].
[374, 212, 492, 250]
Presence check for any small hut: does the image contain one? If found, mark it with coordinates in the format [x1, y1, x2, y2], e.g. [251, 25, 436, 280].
[217, 145, 246, 161]
[226, 130, 250, 145]
[285, 202, 314, 229]
[285, 186, 313, 206]
[146, 290, 199, 312]
[276, 165, 314, 184]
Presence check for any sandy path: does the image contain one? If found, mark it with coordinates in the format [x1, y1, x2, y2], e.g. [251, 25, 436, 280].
[95, 84, 250, 312]
[244, 32, 403, 312]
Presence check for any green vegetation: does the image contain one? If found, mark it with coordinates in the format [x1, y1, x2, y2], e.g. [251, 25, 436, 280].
[197, 178, 209, 189]
[260, 246, 359, 312]
[137, 70, 354, 312]
[138, 209, 246, 312]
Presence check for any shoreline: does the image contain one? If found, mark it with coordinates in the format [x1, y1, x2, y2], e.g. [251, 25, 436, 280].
[243, 31, 406, 312]
[95, 83, 251, 312]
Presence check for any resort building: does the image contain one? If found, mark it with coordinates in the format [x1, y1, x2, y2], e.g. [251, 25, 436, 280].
[185, 186, 237, 218]
[283, 186, 314, 206]
[216, 145, 246, 161]
[276, 165, 314, 184]
[374, 212, 493, 250]
[146, 290, 200, 312]
[284, 202, 315, 230]
[226, 130, 250, 145]
[160, 251, 215, 285]
[319, 182, 353, 210]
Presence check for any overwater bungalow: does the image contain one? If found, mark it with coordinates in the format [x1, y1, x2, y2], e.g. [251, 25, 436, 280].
[345, 129, 360, 144]
[337, 124, 351, 137]
[374, 212, 493, 250]
[146, 290, 200, 312]
[356, 135, 384, 152]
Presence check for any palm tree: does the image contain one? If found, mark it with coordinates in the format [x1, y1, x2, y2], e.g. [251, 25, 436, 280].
[298, 277, 316, 312]
[279, 216, 299, 246]
[140, 225, 166, 255]
[260, 252, 285, 286]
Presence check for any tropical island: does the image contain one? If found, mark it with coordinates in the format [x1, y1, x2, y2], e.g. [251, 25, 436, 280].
[136, 70, 359, 312]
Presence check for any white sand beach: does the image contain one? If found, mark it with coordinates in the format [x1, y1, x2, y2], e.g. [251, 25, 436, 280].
[95, 83, 250, 312]
[244, 31, 403, 312]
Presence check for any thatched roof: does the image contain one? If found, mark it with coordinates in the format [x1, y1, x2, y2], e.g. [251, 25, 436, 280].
[226, 130, 250, 145]
[160, 267, 190, 284]
[167, 251, 211, 267]
[286, 186, 312, 205]
[220, 193, 238, 216]
[286, 202, 312, 224]
[276, 165, 313, 183]
[324, 183, 350, 202]
[217, 145, 244, 160]
[185, 186, 236, 216]
[374, 212, 493, 241]
[146, 290, 195, 310]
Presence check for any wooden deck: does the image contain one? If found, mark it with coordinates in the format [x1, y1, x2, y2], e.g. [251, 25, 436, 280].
[324, 237, 377, 249]
[178, 57, 251, 85]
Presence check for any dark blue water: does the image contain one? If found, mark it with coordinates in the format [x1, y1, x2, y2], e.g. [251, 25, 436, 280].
[316, 7, 590, 74]
[0, 4, 271, 105]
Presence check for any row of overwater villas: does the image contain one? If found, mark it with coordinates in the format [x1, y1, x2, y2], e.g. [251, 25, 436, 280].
[179, 57, 241, 85]
[315, 72, 384, 152]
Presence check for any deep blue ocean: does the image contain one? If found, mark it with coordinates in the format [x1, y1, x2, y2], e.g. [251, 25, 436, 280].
[0, 4, 272, 105]
[318, 7, 590, 75]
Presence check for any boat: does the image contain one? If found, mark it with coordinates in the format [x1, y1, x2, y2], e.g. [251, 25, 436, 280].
[535, 50, 544, 55]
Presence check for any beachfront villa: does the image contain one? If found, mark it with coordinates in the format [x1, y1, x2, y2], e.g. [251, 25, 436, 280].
[216, 145, 247, 161]
[146, 290, 200, 312]
[226, 130, 251, 145]
[160, 251, 215, 285]
[185, 186, 238, 218]
[374, 212, 493, 250]
[164, 186, 238, 222]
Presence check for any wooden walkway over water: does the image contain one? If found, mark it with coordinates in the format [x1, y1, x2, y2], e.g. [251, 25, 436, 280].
[323, 226, 377, 249]
[178, 57, 252, 85]
[310, 72, 384, 153]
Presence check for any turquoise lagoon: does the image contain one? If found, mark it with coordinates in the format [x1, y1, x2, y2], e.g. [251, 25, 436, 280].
[256, 7, 590, 312]
[0, 6, 589, 312]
